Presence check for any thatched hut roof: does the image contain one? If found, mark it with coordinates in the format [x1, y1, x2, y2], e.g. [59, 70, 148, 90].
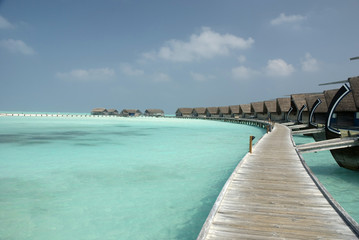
[324, 89, 357, 112]
[91, 107, 107, 112]
[218, 106, 230, 114]
[91, 108, 108, 114]
[229, 105, 240, 114]
[239, 104, 251, 114]
[206, 107, 219, 114]
[349, 76, 359, 109]
[122, 109, 141, 114]
[145, 109, 164, 114]
[251, 101, 264, 113]
[305, 94, 328, 113]
[193, 107, 206, 114]
[277, 98, 291, 113]
[107, 109, 118, 113]
[264, 100, 277, 113]
[291, 94, 308, 111]
[176, 108, 193, 114]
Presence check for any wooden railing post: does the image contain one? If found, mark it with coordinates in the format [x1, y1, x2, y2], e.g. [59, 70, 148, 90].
[249, 136, 255, 153]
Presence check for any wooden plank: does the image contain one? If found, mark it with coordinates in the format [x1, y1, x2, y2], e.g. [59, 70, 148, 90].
[197, 124, 358, 239]
[292, 128, 325, 135]
[297, 137, 359, 153]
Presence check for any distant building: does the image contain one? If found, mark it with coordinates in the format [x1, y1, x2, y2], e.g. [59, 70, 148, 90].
[219, 106, 231, 118]
[91, 108, 108, 115]
[192, 108, 206, 118]
[239, 104, 252, 118]
[144, 109, 164, 117]
[263, 100, 278, 121]
[305, 94, 328, 125]
[120, 109, 142, 117]
[276, 98, 291, 122]
[176, 108, 193, 117]
[251, 101, 265, 119]
[107, 109, 119, 116]
[229, 105, 240, 118]
[205, 107, 220, 118]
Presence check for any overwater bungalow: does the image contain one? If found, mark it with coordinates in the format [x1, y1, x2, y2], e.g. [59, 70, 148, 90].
[176, 108, 193, 117]
[218, 106, 231, 118]
[107, 109, 119, 116]
[305, 93, 328, 126]
[348, 76, 359, 127]
[251, 101, 266, 120]
[322, 76, 359, 171]
[239, 104, 252, 118]
[144, 109, 164, 117]
[229, 105, 240, 118]
[276, 97, 291, 122]
[205, 107, 220, 118]
[290, 94, 309, 123]
[264, 100, 282, 121]
[120, 109, 142, 117]
[192, 107, 206, 118]
[324, 88, 357, 128]
[91, 108, 108, 115]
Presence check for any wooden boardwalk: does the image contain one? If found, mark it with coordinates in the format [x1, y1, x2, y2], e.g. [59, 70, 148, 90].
[198, 124, 358, 239]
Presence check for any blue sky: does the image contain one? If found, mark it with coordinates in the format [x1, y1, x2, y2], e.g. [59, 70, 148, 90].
[0, 0, 358, 114]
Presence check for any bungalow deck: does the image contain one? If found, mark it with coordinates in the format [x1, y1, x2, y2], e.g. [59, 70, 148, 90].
[198, 124, 358, 239]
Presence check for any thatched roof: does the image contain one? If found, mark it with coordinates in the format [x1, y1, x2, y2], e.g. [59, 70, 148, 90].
[251, 101, 264, 113]
[264, 100, 277, 113]
[324, 89, 357, 112]
[277, 98, 291, 112]
[206, 107, 219, 114]
[305, 94, 328, 113]
[122, 109, 141, 114]
[145, 109, 164, 114]
[91, 108, 107, 113]
[239, 104, 251, 114]
[107, 109, 118, 113]
[219, 106, 230, 114]
[176, 108, 193, 114]
[229, 105, 240, 114]
[291, 94, 308, 111]
[193, 107, 206, 114]
[349, 76, 359, 109]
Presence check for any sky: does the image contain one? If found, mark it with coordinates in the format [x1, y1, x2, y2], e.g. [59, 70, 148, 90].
[0, 0, 359, 114]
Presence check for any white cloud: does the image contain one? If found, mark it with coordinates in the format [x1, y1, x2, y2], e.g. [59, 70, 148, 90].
[152, 72, 171, 82]
[270, 13, 307, 26]
[0, 15, 14, 29]
[301, 53, 319, 72]
[190, 72, 215, 82]
[144, 27, 254, 62]
[120, 63, 144, 76]
[0, 39, 35, 55]
[232, 66, 259, 80]
[265, 59, 295, 77]
[56, 68, 115, 81]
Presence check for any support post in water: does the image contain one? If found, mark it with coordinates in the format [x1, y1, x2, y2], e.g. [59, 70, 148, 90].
[249, 136, 255, 153]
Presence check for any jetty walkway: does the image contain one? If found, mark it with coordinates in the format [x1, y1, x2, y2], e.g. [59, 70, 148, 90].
[198, 124, 358, 239]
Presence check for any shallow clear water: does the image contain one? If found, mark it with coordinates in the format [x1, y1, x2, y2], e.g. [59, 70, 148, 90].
[0, 116, 265, 240]
[293, 135, 359, 224]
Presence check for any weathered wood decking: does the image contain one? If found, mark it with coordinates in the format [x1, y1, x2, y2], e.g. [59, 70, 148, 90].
[198, 124, 358, 239]
[297, 136, 359, 153]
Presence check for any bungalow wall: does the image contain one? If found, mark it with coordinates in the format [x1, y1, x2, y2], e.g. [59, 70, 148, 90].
[269, 112, 286, 122]
[256, 113, 268, 120]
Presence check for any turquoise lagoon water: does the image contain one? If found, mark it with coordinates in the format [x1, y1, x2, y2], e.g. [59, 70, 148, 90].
[293, 135, 359, 224]
[0, 116, 265, 240]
